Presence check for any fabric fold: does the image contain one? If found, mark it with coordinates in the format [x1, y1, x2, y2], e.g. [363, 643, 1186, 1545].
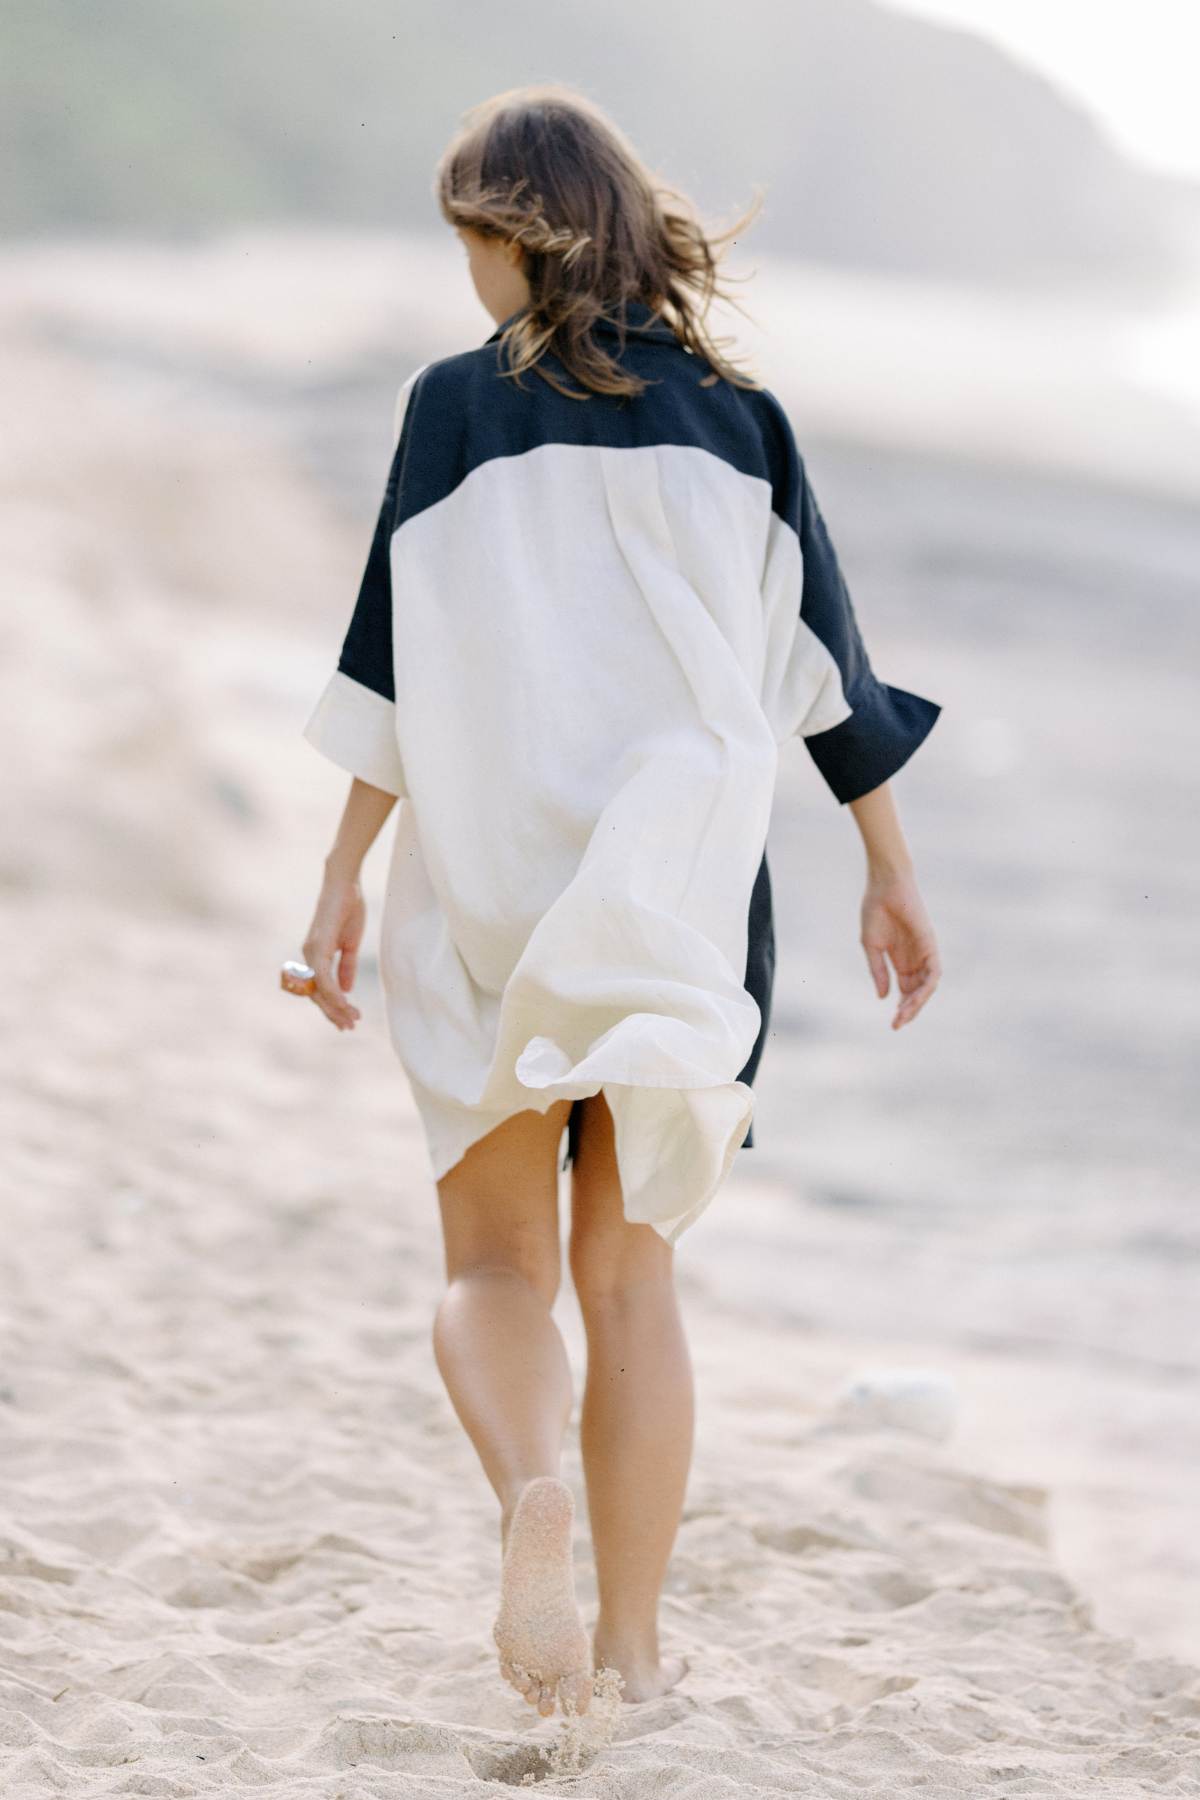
[301, 667, 407, 797]
[304, 324, 941, 1245]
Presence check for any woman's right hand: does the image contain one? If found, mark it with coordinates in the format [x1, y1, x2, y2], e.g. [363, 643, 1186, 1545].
[860, 866, 941, 1030]
[301, 861, 366, 1030]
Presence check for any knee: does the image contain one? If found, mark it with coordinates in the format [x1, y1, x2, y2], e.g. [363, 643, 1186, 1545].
[567, 1221, 673, 1312]
[448, 1254, 562, 1312]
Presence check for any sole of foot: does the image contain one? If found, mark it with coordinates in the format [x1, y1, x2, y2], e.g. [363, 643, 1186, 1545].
[493, 1475, 594, 1719]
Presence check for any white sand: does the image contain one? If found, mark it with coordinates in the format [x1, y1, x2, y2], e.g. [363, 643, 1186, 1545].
[5, 889, 1197, 1794]
[4, 889, 1197, 1792]
[2, 241, 1197, 1794]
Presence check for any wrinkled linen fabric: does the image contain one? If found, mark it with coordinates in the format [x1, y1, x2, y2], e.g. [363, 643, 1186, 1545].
[303, 302, 941, 1244]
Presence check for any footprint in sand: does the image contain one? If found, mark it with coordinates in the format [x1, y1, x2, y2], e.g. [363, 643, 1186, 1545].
[492, 1475, 595, 1719]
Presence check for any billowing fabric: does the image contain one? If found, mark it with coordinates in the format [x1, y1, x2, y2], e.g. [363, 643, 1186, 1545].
[303, 301, 941, 1243]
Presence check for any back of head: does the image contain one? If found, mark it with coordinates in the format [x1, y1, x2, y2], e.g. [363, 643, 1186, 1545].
[434, 83, 764, 400]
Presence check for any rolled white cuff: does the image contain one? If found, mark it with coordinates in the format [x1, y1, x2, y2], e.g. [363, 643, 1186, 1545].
[301, 668, 407, 798]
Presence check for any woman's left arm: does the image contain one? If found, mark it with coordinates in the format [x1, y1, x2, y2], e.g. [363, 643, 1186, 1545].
[302, 777, 398, 1031]
[847, 779, 941, 1030]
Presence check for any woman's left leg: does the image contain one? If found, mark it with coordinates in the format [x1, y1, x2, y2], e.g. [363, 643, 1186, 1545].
[433, 1098, 592, 1718]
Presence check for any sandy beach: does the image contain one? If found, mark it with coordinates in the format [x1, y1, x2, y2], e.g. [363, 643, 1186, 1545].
[2, 229, 1197, 1794]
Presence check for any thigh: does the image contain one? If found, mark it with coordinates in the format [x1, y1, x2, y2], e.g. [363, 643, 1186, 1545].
[435, 1100, 574, 1304]
[568, 1092, 674, 1298]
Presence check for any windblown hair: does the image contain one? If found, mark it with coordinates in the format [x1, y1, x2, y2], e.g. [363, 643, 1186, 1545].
[434, 84, 765, 399]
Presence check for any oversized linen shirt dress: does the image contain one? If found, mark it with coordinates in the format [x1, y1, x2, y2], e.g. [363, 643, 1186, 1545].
[302, 300, 941, 1244]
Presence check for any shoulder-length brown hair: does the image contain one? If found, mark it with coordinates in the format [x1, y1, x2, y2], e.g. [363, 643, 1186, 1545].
[434, 84, 765, 400]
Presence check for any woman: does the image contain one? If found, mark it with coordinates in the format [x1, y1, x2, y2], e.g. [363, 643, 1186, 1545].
[292, 84, 942, 1721]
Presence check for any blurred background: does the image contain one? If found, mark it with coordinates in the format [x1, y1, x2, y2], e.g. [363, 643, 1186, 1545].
[4, 0, 1198, 1668]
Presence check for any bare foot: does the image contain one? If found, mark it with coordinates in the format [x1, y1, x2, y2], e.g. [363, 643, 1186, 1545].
[493, 1476, 593, 1719]
[592, 1639, 690, 1704]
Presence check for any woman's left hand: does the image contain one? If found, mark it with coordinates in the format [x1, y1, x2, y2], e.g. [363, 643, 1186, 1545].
[860, 868, 942, 1029]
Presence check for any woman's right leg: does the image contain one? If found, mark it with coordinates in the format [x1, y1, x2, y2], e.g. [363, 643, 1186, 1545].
[568, 1092, 693, 1703]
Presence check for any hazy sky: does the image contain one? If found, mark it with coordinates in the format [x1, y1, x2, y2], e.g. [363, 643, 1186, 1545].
[885, 0, 1200, 181]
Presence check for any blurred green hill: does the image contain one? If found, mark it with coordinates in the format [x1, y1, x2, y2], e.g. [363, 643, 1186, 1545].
[2, 0, 1181, 290]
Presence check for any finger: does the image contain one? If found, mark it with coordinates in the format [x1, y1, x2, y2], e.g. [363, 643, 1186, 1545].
[894, 939, 941, 991]
[892, 963, 940, 1028]
[302, 944, 349, 1027]
[309, 983, 350, 1030]
[895, 955, 938, 1005]
[337, 944, 358, 992]
[311, 954, 360, 1029]
[304, 935, 362, 1024]
[863, 943, 889, 997]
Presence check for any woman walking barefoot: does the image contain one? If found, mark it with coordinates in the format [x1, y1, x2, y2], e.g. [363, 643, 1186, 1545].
[291, 85, 942, 1721]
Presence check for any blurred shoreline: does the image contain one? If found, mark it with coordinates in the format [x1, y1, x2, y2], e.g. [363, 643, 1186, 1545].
[3, 224, 1200, 504]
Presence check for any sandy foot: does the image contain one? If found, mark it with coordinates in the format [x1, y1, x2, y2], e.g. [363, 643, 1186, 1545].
[493, 1476, 594, 1719]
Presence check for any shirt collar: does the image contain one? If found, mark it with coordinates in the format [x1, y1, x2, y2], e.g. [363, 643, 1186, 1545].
[484, 299, 678, 346]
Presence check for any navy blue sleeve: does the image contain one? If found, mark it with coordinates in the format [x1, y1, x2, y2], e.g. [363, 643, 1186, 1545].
[757, 387, 941, 804]
[333, 358, 434, 700]
[795, 458, 942, 804]
[299, 376, 426, 797]
[336, 448, 403, 704]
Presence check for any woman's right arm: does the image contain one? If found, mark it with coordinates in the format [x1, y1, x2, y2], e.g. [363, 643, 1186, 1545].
[758, 395, 943, 1027]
